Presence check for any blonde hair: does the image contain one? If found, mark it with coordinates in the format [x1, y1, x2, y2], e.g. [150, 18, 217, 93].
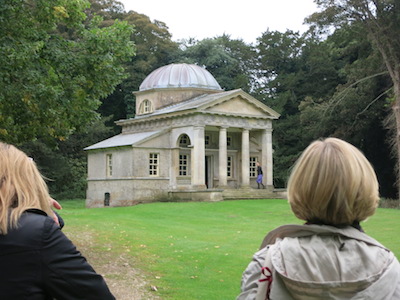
[287, 138, 379, 226]
[0, 142, 53, 234]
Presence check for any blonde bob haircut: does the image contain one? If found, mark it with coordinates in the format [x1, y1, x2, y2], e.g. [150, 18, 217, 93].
[0, 142, 53, 234]
[287, 137, 379, 226]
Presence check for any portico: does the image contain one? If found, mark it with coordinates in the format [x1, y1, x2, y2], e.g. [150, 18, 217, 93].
[85, 63, 279, 207]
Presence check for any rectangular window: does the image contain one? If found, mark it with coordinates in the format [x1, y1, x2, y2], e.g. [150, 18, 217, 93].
[249, 157, 257, 177]
[227, 136, 232, 147]
[144, 100, 150, 113]
[179, 154, 189, 176]
[149, 153, 159, 176]
[106, 154, 112, 177]
[227, 156, 233, 177]
[205, 135, 210, 145]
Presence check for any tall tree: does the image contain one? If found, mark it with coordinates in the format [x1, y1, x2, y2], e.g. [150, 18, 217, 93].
[90, 9, 180, 122]
[299, 24, 396, 197]
[121, 11, 180, 118]
[180, 35, 257, 93]
[0, 0, 135, 145]
[307, 0, 400, 196]
[256, 30, 344, 186]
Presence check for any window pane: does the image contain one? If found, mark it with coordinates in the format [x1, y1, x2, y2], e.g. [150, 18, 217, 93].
[149, 153, 159, 176]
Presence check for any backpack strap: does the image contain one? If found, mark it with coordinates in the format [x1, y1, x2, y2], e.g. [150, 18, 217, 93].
[255, 245, 274, 300]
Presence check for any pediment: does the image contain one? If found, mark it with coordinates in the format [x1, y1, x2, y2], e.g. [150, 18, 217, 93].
[203, 91, 279, 119]
[207, 96, 266, 116]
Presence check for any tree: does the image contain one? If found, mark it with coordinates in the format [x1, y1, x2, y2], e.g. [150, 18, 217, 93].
[256, 30, 344, 186]
[20, 117, 114, 198]
[299, 23, 396, 197]
[84, 2, 180, 122]
[121, 11, 180, 117]
[180, 35, 258, 93]
[307, 0, 400, 196]
[0, 0, 135, 145]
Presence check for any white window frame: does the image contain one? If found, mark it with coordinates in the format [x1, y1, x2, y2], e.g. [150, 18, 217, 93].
[106, 154, 112, 177]
[249, 157, 257, 178]
[227, 155, 233, 178]
[179, 154, 189, 176]
[139, 99, 153, 114]
[149, 153, 159, 176]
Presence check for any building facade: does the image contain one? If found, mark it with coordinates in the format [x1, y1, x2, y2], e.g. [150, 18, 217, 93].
[85, 63, 280, 207]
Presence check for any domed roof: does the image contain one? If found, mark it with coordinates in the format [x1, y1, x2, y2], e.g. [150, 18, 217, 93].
[139, 63, 222, 91]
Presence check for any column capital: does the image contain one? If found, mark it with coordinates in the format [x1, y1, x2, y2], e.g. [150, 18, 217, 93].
[263, 128, 273, 133]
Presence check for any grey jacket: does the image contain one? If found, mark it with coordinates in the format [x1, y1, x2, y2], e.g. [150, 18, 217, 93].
[237, 224, 400, 300]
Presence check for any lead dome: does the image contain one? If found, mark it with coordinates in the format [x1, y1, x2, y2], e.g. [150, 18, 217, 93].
[139, 63, 222, 91]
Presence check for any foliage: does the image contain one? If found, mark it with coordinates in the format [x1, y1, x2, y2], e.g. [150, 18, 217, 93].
[59, 199, 400, 299]
[256, 30, 345, 187]
[254, 24, 396, 196]
[118, 11, 180, 118]
[179, 35, 258, 93]
[90, 6, 180, 121]
[379, 198, 400, 209]
[20, 117, 114, 199]
[307, 0, 400, 197]
[0, 0, 135, 144]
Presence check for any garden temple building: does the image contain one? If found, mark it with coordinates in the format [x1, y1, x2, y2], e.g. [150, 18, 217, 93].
[85, 63, 280, 207]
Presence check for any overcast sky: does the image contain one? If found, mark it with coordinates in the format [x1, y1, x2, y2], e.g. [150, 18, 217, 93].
[119, 0, 319, 44]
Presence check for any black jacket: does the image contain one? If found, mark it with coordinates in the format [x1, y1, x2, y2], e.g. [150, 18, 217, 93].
[0, 209, 115, 299]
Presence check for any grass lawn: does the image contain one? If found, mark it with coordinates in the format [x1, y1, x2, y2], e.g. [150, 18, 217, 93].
[58, 199, 400, 300]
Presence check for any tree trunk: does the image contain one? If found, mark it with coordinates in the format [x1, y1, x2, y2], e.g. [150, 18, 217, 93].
[393, 82, 400, 199]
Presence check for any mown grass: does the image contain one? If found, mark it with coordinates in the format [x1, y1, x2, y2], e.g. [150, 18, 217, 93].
[59, 199, 400, 300]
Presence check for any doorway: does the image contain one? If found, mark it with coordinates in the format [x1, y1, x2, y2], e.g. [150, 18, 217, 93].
[104, 192, 110, 206]
[205, 155, 213, 188]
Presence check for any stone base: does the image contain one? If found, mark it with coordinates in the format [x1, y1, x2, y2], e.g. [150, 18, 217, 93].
[86, 188, 287, 207]
[167, 189, 224, 202]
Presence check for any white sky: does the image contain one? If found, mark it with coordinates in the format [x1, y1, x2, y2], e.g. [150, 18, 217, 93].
[120, 0, 319, 44]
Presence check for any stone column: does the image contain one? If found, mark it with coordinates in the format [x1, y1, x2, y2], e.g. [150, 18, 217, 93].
[170, 147, 179, 189]
[241, 128, 250, 187]
[262, 128, 273, 187]
[218, 126, 228, 187]
[191, 126, 206, 188]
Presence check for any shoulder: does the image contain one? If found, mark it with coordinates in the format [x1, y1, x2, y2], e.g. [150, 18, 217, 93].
[260, 224, 387, 250]
[11, 209, 57, 243]
[19, 209, 51, 229]
[242, 247, 270, 281]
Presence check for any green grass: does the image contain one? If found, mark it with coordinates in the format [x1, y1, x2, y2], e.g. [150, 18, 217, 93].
[58, 199, 400, 300]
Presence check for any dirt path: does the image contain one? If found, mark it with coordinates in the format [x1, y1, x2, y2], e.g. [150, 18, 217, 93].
[64, 229, 162, 300]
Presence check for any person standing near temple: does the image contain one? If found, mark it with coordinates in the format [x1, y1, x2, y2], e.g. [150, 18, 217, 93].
[256, 162, 265, 189]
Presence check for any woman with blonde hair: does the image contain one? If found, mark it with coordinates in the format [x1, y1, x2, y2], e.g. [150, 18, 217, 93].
[0, 142, 115, 299]
[237, 138, 400, 300]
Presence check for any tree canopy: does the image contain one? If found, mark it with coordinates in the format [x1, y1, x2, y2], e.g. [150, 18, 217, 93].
[307, 0, 400, 196]
[0, 0, 135, 144]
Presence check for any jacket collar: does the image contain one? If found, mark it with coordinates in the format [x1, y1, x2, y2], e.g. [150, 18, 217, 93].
[260, 223, 387, 251]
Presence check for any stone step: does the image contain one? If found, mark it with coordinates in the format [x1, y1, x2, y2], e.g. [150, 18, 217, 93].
[222, 188, 286, 200]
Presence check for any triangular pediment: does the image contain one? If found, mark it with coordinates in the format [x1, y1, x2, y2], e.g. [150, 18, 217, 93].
[207, 96, 266, 116]
[201, 90, 280, 118]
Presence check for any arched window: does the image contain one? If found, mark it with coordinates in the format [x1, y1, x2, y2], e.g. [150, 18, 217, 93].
[139, 99, 153, 114]
[179, 134, 190, 147]
[178, 134, 191, 177]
